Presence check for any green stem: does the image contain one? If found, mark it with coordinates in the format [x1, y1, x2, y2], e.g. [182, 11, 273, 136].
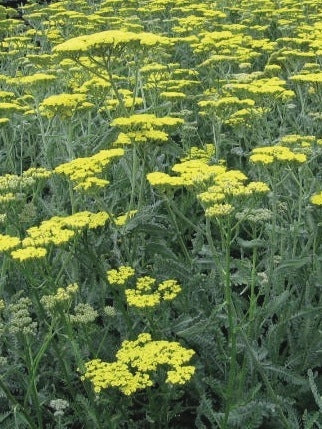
[237, 227, 259, 399]
[23, 336, 43, 429]
[128, 145, 138, 211]
[23, 328, 55, 412]
[223, 218, 237, 429]
[248, 227, 258, 327]
[205, 217, 225, 291]
[163, 196, 192, 264]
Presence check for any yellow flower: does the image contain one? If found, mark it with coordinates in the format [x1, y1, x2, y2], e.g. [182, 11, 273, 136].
[157, 279, 182, 301]
[114, 210, 137, 226]
[160, 91, 186, 99]
[81, 333, 195, 395]
[8, 73, 57, 87]
[125, 289, 161, 307]
[22, 211, 109, 248]
[39, 93, 94, 119]
[111, 114, 184, 130]
[249, 154, 274, 164]
[0, 102, 25, 115]
[205, 204, 234, 217]
[310, 192, 322, 206]
[53, 30, 171, 57]
[146, 172, 185, 188]
[250, 146, 307, 164]
[290, 72, 322, 83]
[0, 234, 21, 252]
[74, 177, 109, 191]
[107, 266, 135, 285]
[10, 246, 47, 261]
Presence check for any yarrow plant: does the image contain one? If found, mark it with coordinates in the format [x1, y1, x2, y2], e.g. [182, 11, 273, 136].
[0, 0, 321, 428]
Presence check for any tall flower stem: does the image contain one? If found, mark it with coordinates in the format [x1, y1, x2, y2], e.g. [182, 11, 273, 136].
[220, 217, 238, 429]
[163, 195, 192, 264]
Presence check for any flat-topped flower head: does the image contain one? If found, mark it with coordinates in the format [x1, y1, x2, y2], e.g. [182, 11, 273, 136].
[39, 93, 94, 119]
[107, 266, 135, 285]
[81, 333, 195, 394]
[55, 148, 124, 191]
[111, 114, 184, 146]
[290, 72, 322, 84]
[111, 114, 184, 130]
[310, 191, 322, 206]
[8, 73, 57, 88]
[0, 234, 21, 252]
[53, 30, 171, 58]
[198, 168, 270, 218]
[11, 246, 47, 262]
[21, 211, 109, 248]
[250, 146, 307, 164]
[114, 210, 137, 226]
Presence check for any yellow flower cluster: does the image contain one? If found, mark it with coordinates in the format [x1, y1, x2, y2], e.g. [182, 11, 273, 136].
[224, 107, 269, 127]
[0, 193, 16, 204]
[147, 156, 227, 190]
[77, 77, 111, 99]
[223, 77, 295, 102]
[107, 266, 136, 285]
[39, 93, 94, 119]
[0, 101, 25, 115]
[278, 134, 322, 149]
[22, 167, 52, 180]
[146, 171, 186, 188]
[180, 144, 215, 163]
[112, 114, 183, 129]
[8, 73, 57, 88]
[107, 266, 182, 307]
[81, 333, 195, 394]
[141, 62, 199, 93]
[11, 246, 47, 262]
[0, 90, 15, 100]
[198, 169, 270, 218]
[310, 191, 322, 206]
[0, 118, 10, 126]
[250, 146, 307, 164]
[53, 30, 171, 57]
[126, 276, 161, 308]
[205, 204, 234, 217]
[23, 211, 109, 248]
[290, 72, 322, 84]
[100, 89, 143, 112]
[0, 211, 108, 262]
[111, 114, 184, 146]
[160, 91, 186, 99]
[113, 210, 137, 226]
[198, 96, 255, 115]
[40, 283, 79, 311]
[54, 148, 124, 191]
[0, 234, 21, 252]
